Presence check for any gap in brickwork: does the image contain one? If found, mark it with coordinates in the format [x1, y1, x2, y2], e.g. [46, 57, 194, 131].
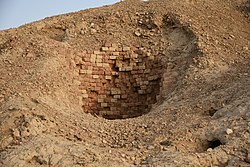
[74, 43, 164, 119]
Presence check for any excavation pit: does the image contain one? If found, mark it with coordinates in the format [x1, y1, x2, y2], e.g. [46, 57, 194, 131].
[73, 15, 199, 119]
[74, 44, 164, 119]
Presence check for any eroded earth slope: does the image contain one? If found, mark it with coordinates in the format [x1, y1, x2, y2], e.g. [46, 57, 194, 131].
[0, 0, 250, 166]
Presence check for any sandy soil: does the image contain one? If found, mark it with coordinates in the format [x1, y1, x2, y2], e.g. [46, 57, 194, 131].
[0, 0, 250, 166]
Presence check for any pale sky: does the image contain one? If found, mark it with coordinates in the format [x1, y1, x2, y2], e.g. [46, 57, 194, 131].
[0, 0, 120, 30]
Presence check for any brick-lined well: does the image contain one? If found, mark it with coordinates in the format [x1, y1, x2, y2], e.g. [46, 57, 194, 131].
[74, 43, 164, 119]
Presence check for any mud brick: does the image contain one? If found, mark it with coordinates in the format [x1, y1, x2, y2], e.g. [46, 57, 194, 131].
[114, 78, 120, 83]
[144, 81, 149, 85]
[81, 77, 92, 83]
[95, 82, 103, 88]
[80, 64, 87, 70]
[156, 95, 161, 101]
[99, 110, 109, 116]
[131, 53, 138, 58]
[79, 69, 87, 74]
[94, 51, 101, 54]
[139, 65, 146, 70]
[106, 90, 111, 95]
[144, 69, 151, 74]
[105, 71, 112, 75]
[116, 62, 122, 68]
[122, 46, 130, 51]
[137, 70, 144, 74]
[147, 96, 152, 101]
[133, 66, 139, 70]
[101, 103, 108, 107]
[88, 102, 96, 107]
[96, 58, 102, 63]
[96, 55, 103, 59]
[136, 78, 142, 82]
[132, 74, 139, 79]
[102, 47, 109, 51]
[109, 47, 116, 51]
[110, 107, 117, 111]
[95, 79, 102, 83]
[139, 81, 144, 86]
[140, 85, 147, 90]
[131, 70, 138, 74]
[98, 98, 104, 103]
[110, 55, 117, 60]
[90, 54, 96, 63]
[94, 87, 101, 91]
[121, 94, 128, 99]
[119, 67, 126, 71]
[123, 54, 130, 59]
[85, 62, 92, 66]
[138, 90, 146, 94]
[108, 60, 116, 64]
[111, 43, 118, 48]
[138, 58, 143, 63]
[98, 95, 106, 99]
[103, 56, 109, 61]
[146, 88, 152, 93]
[105, 75, 112, 80]
[93, 66, 99, 71]
[98, 90, 106, 94]
[149, 56, 155, 60]
[87, 70, 92, 75]
[122, 115, 130, 119]
[111, 88, 121, 95]
[125, 66, 133, 71]
[114, 95, 121, 99]
[148, 76, 154, 81]
[82, 94, 89, 98]
[90, 83, 96, 87]
[146, 52, 151, 56]
[96, 63, 103, 67]
[93, 75, 99, 79]
[99, 110, 107, 115]
[151, 75, 159, 81]
[103, 63, 110, 68]
[130, 62, 137, 66]
[111, 98, 117, 103]
[87, 66, 93, 70]
[117, 47, 123, 51]
[126, 82, 131, 87]
[93, 70, 102, 75]
[121, 103, 128, 107]
[112, 52, 119, 56]
[112, 71, 119, 76]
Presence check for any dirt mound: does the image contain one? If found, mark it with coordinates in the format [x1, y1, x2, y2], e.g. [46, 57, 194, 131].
[0, 0, 250, 166]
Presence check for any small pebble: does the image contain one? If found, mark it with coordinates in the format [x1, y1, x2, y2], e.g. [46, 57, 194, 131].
[207, 148, 213, 152]
[226, 128, 233, 135]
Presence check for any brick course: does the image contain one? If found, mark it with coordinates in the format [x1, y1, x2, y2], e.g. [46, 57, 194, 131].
[75, 44, 164, 119]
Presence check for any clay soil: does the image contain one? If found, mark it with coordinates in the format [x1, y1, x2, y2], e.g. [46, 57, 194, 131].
[0, 0, 250, 166]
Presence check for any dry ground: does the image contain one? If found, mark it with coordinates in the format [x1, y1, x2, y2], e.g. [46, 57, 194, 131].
[0, 0, 250, 166]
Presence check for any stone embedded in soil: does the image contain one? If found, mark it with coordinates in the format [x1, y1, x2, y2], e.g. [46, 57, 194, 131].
[226, 128, 233, 135]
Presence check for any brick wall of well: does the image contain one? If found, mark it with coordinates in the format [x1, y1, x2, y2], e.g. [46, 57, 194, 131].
[74, 43, 164, 119]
